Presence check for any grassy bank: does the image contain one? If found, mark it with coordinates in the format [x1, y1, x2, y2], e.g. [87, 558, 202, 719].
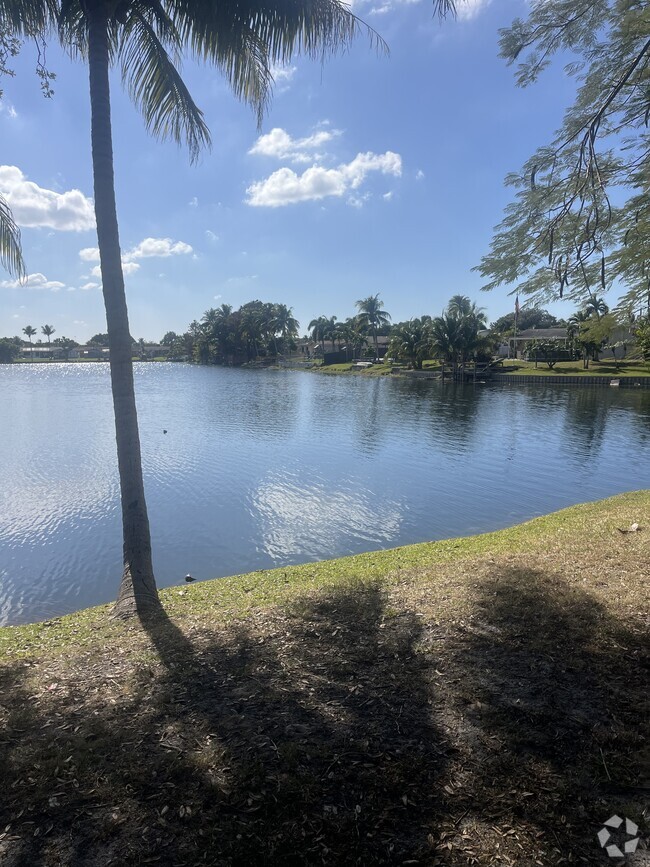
[314, 359, 650, 379]
[1, 492, 648, 865]
[497, 359, 650, 377]
[315, 360, 441, 376]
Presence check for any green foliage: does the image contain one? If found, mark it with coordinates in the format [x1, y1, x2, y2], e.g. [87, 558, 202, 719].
[491, 307, 565, 335]
[52, 336, 79, 359]
[476, 0, 650, 313]
[191, 300, 300, 364]
[430, 296, 488, 368]
[88, 333, 110, 346]
[632, 318, 650, 361]
[524, 338, 567, 369]
[387, 317, 433, 369]
[0, 335, 20, 362]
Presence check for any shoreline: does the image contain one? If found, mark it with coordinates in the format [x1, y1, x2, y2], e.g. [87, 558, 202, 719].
[0, 490, 647, 865]
[300, 360, 650, 386]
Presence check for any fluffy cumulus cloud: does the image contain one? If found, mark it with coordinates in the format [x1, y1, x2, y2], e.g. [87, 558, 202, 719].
[1, 272, 66, 291]
[247, 151, 402, 207]
[0, 166, 95, 231]
[80, 237, 192, 279]
[248, 127, 341, 164]
[124, 237, 193, 261]
[79, 247, 100, 262]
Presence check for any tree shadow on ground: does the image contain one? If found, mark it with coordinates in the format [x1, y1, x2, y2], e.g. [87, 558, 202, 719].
[1, 565, 647, 865]
[439, 564, 649, 865]
[0, 585, 451, 865]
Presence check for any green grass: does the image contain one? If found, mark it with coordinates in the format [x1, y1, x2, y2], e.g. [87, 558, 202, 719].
[316, 361, 393, 375]
[2, 489, 647, 659]
[497, 359, 650, 376]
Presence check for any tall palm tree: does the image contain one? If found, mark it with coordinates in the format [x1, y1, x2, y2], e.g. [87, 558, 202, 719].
[447, 295, 487, 330]
[41, 324, 56, 343]
[309, 316, 328, 351]
[271, 303, 299, 356]
[584, 295, 609, 320]
[355, 294, 391, 360]
[22, 324, 36, 359]
[0, 0, 380, 618]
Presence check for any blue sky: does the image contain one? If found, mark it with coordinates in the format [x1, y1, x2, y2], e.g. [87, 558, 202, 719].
[0, 0, 579, 344]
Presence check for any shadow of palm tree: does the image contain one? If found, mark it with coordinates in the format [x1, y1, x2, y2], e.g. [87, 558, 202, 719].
[0, 585, 450, 865]
[439, 565, 648, 864]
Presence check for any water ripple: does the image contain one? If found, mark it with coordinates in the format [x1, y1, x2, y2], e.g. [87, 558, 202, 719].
[1, 364, 649, 625]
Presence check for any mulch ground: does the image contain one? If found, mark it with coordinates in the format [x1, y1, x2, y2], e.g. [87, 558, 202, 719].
[0, 530, 648, 865]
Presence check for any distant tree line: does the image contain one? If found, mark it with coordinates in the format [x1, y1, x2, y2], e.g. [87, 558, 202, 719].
[3, 296, 646, 370]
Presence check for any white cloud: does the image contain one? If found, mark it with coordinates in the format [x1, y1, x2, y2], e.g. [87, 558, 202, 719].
[415, 169, 425, 180]
[81, 237, 191, 280]
[80, 282, 100, 290]
[1, 272, 66, 291]
[271, 65, 298, 93]
[124, 237, 193, 260]
[383, 191, 394, 201]
[188, 196, 198, 207]
[248, 127, 341, 163]
[205, 230, 219, 244]
[271, 64, 297, 84]
[456, 0, 490, 20]
[348, 192, 371, 209]
[79, 247, 100, 262]
[246, 151, 402, 207]
[0, 103, 18, 119]
[0, 166, 95, 231]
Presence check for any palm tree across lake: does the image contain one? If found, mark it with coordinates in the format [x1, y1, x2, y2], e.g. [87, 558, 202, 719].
[355, 294, 392, 361]
[22, 325, 37, 360]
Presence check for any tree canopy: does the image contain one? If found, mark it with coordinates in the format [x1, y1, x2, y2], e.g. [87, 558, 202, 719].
[473, 0, 650, 318]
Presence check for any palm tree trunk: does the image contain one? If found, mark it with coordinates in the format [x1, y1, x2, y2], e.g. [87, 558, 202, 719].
[88, 2, 161, 618]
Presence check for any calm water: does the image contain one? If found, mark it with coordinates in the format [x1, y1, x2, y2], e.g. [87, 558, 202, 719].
[1, 363, 649, 625]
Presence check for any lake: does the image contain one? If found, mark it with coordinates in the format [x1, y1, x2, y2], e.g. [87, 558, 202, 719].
[1, 362, 649, 626]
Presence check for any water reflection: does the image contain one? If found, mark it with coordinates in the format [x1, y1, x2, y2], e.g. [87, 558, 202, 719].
[252, 469, 402, 562]
[0, 363, 649, 625]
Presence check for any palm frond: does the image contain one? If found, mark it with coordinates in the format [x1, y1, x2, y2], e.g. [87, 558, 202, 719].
[167, 0, 386, 123]
[0, 194, 25, 279]
[431, 0, 457, 18]
[119, 9, 210, 162]
[0, 0, 56, 36]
